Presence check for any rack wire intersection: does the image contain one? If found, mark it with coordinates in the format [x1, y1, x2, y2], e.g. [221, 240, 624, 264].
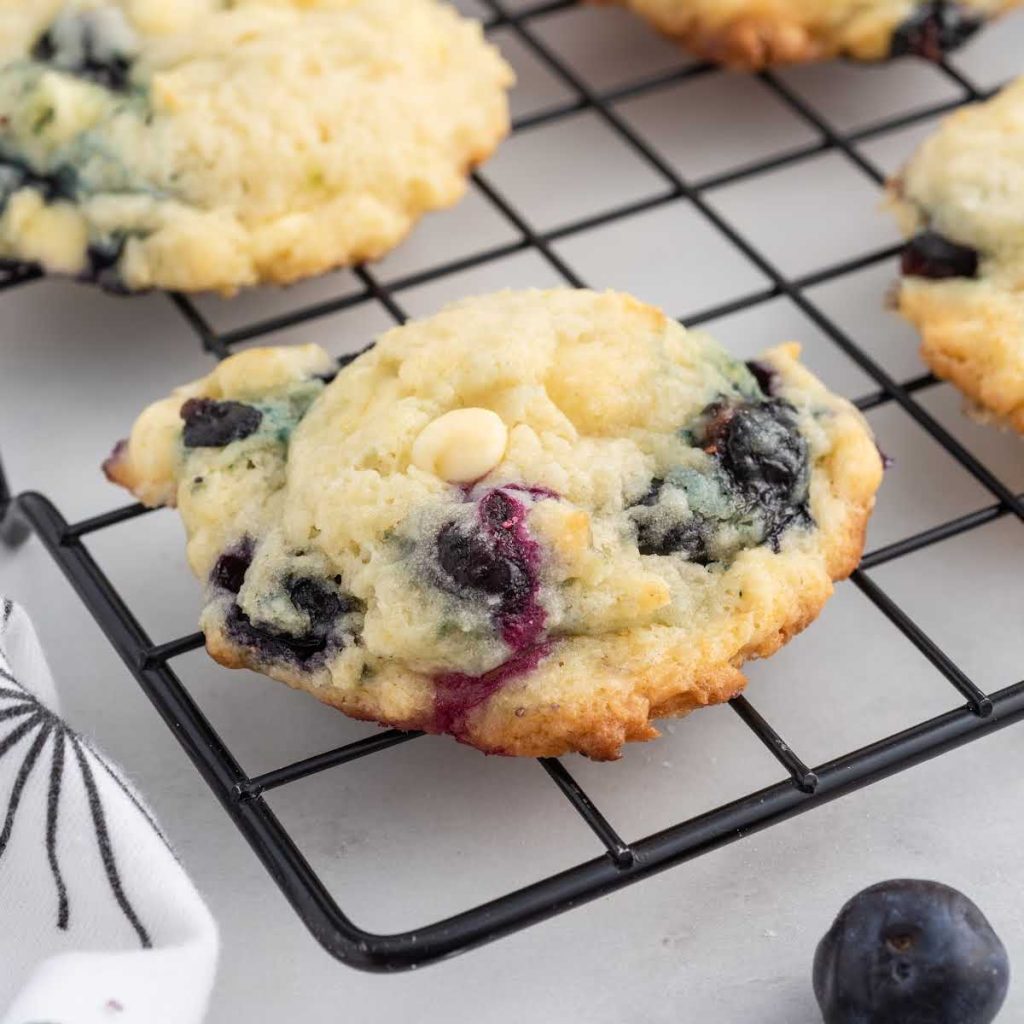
[2, 0, 1023, 971]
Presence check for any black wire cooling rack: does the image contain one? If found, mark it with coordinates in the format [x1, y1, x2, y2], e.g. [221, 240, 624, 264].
[2, 0, 1024, 973]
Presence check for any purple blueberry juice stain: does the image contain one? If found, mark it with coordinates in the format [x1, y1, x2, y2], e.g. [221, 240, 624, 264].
[476, 489, 547, 650]
[430, 487, 552, 735]
[433, 642, 552, 739]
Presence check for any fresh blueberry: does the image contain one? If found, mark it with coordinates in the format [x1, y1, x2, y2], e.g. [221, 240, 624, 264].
[890, 1, 982, 59]
[180, 398, 263, 448]
[32, 9, 137, 91]
[901, 230, 980, 280]
[814, 879, 1010, 1024]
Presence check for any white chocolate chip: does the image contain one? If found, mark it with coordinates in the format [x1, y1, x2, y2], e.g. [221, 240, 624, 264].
[411, 408, 508, 484]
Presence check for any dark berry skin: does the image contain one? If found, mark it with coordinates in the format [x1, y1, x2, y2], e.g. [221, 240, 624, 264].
[436, 521, 527, 600]
[632, 480, 712, 562]
[285, 577, 349, 651]
[714, 401, 809, 511]
[180, 398, 263, 448]
[210, 541, 360, 663]
[0, 158, 79, 206]
[901, 231, 980, 280]
[209, 539, 254, 594]
[745, 359, 779, 398]
[435, 492, 533, 615]
[432, 487, 546, 654]
[890, 1, 982, 60]
[814, 880, 1010, 1024]
[224, 573, 360, 664]
[32, 18, 134, 92]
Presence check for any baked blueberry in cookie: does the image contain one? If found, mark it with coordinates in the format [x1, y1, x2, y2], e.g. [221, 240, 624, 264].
[899, 231, 980, 281]
[889, 78, 1024, 433]
[889, 1, 983, 59]
[31, 9, 138, 92]
[0, 1, 512, 293]
[104, 289, 883, 759]
[609, 0, 1014, 69]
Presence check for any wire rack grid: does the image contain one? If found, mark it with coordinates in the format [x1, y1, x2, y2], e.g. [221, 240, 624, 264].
[2, 0, 1024, 972]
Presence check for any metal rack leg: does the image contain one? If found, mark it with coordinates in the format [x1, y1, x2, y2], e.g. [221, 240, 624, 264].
[0, 456, 30, 549]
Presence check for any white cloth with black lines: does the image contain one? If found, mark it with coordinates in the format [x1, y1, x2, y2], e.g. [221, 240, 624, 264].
[0, 598, 218, 1023]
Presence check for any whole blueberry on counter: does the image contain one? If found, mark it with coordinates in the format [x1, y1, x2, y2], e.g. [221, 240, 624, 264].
[814, 879, 1009, 1024]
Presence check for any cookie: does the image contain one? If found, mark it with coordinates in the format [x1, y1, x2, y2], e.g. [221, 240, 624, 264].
[104, 289, 883, 759]
[606, 0, 1013, 69]
[0, 1, 512, 293]
[890, 79, 1024, 433]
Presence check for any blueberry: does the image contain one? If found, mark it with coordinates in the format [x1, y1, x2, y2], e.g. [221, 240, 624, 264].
[432, 488, 546, 651]
[890, 1, 982, 60]
[0, 157, 78, 209]
[631, 479, 712, 562]
[83, 235, 127, 292]
[180, 398, 263, 448]
[814, 879, 1010, 1024]
[286, 576, 352, 645]
[225, 575, 360, 665]
[745, 359, 779, 398]
[32, 9, 137, 92]
[901, 230, 980, 280]
[210, 539, 254, 594]
[437, 521, 523, 598]
[715, 400, 809, 510]
[638, 517, 710, 561]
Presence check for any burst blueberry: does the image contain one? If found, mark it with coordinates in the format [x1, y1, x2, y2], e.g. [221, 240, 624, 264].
[890, 1, 982, 59]
[814, 879, 1010, 1024]
[433, 488, 546, 652]
[225, 574, 360, 664]
[180, 398, 263, 448]
[901, 230, 979, 280]
[436, 521, 523, 599]
[715, 400, 809, 510]
[209, 539, 254, 594]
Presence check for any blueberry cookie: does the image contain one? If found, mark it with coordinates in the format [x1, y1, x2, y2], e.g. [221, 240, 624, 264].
[104, 289, 883, 759]
[0, 1, 512, 293]
[606, 0, 1013, 69]
[890, 79, 1024, 433]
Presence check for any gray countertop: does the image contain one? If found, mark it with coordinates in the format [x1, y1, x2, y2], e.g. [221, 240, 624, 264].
[2, 4, 1024, 1020]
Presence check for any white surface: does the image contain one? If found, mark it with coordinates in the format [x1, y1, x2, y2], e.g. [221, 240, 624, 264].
[0, 603, 218, 1024]
[3, 5, 1024, 1021]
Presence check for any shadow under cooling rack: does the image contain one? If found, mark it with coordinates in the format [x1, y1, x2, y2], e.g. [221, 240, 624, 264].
[3, 0, 1024, 971]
